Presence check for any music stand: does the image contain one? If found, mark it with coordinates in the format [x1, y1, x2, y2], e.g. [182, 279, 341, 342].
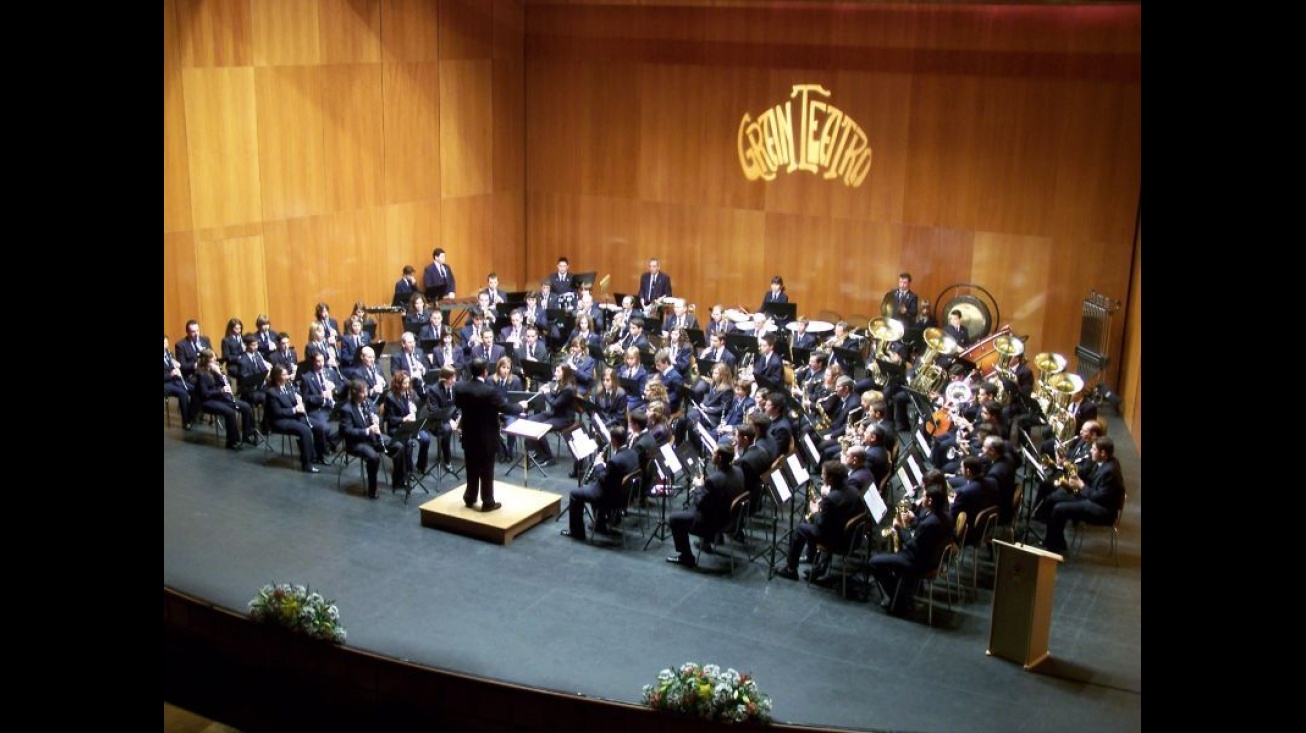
[502, 418, 552, 486]
[574, 271, 598, 290]
[791, 345, 812, 367]
[694, 421, 717, 457]
[833, 345, 862, 373]
[753, 372, 785, 400]
[390, 414, 432, 502]
[643, 316, 663, 335]
[618, 376, 642, 399]
[419, 337, 439, 356]
[875, 358, 907, 386]
[521, 359, 554, 390]
[725, 332, 757, 360]
[391, 291, 410, 309]
[504, 291, 529, 305]
[643, 445, 684, 550]
[426, 405, 460, 480]
[495, 303, 517, 320]
[762, 469, 796, 577]
[684, 327, 706, 349]
[760, 302, 797, 323]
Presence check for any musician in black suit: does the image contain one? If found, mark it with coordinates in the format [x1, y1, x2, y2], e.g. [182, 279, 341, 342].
[563, 425, 639, 540]
[699, 332, 737, 370]
[942, 309, 975, 350]
[526, 363, 578, 466]
[1034, 420, 1104, 519]
[761, 275, 788, 310]
[344, 346, 388, 403]
[230, 334, 272, 406]
[561, 336, 596, 394]
[253, 314, 277, 356]
[705, 304, 734, 339]
[393, 264, 418, 305]
[662, 299, 697, 335]
[416, 309, 451, 347]
[264, 365, 320, 472]
[1042, 437, 1125, 554]
[194, 348, 257, 450]
[522, 291, 549, 333]
[615, 317, 650, 355]
[163, 335, 196, 429]
[982, 435, 1018, 524]
[314, 303, 341, 347]
[383, 371, 431, 479]
[733, 425, 772, 516]
[653, 349, 684, 415]
[591, 367, 628, 428]
[267, 332, 299, 382]
[886, 272, 919, 324]
[338, 317, 371, 369]
[858, 424, 892, 493]
[423, 366, 460, 472]
[754, 333, 784, 387]
[341, 379, 408, 498]
[637, 257, 673, 312]
[391, 332, 430, 399]
[470, 328, 507, 367]
[175, 320, 211, 381]
[430, 331, 465, 376]
[404, 294, 431, 335]
[220, 318, 245, 366]
[845, 445, 878, 498]
[666, 437, 746, 568]
[480, 272, 508, 307]
[869, 479, 953, 616]
[454, 358, 528, 510]
[423, 247, 456, 301]
[297, 351, 344, 460]
[760, 391, 794, 457]
[789, 317, 818, 350]
[777, 461, 866, 582]
[547, 256, 575, 296]
[951, 456, 999, 541]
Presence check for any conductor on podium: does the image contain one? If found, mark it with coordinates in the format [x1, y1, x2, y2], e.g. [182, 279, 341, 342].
[455, 358, 526, 512]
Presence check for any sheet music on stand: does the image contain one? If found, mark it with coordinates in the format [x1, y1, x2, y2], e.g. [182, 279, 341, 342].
[800, 432, 822, 469]
[1022, 446, 1047, 482]
[907, 454, 925, 486]
[915, 429, 932, 458]
[660, 443, 683, 475]
[768, 469, 793, 505]
[864, 481, 889, 524]
[897, 466, 917, 499]
[568, 429, 599, 462]
[592, 414, 612, 445]
[695, 421, 717, 456]
[785, 453, 810, 489]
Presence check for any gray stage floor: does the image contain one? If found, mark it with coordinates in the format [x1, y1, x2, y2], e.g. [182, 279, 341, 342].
[163, 408, 1141, 732]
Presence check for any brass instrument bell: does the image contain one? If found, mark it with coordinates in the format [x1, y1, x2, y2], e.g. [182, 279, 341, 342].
[993, 333, 1025, 359]
[1033, 351, 1067, 376]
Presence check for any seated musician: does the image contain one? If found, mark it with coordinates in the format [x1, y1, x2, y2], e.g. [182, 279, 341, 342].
[297, 350, 345, 460]
[753, 333, 784, 387]
[575, 289, 605, 334]
[480, 272, 507, 307]
[384, 371, 431, 480]
[665, 327, 693, 375]
[305, 322, 340, 371]
[1033, 420, 1105, 521]
[459, 309, 488, 351]
[220, 318, 245, 366]
[591, 367, 629, 428]
[562, 425, 639, 541]
[868, 479, 954, 617]
[662, 300, 697, 335]
[652, 348, 685, 415]
[733, 424, 771, 517]
[981, 435, 1018, 523]
[391, 332, 430, 400]
[417, 308, 451, 346]
[267, 332, 300, 382]
[264, 364, 321, 472]
[690, 362, 735, 431]
[613, 317, 650, 355]
[431, 331, 465, 377]
[470, 328, 506, 368]
[717, 379, 756, 435]
[515, 325, 551, 368]
[230, 333, 272, 406]
[1041, 436, 1125, 555]
[423, 367, 461, 471]
[817, 376, 860, 461]
[489, 356, 522, 462]
[666, 436, 746, 569]
[314, 302, 342, 346]
[500, 308, 527, 348]
[843, 444, 877, 498]
[522, 290, 549, 333]
[568, 313, 600, 351]
[562, 335, 596, 395]
[349, 300, 377, 332]
[777, 461, 866, 583]
[705, 304, 734, 339]
[194, 348, 257, 451]
[759, 390, 794, 457]
[856, 423, 892, 493]
[338, 316, 371, 369]
[951, 455, 999, 543]
[525, 363, 578, 468]
[164, 335, 196, 429]
[699, 331, 737, 371]
[253, 314, 277, 356]
[339, 379, 409, 499]
[404, 293, 430, 336]
[176, 319, 213, 382]
[618, 346, 648, 413]
[790, 317, 818, 350]
[345, 345, 388, 404]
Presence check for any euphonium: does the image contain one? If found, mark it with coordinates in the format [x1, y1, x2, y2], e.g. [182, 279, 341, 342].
[909, 327, 960, 394]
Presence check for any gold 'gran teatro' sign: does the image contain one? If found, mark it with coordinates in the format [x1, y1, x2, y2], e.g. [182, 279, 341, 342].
[737, 84, 872, 188]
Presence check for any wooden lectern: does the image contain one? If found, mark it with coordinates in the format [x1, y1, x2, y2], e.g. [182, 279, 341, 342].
[987, 540, 1063, 670]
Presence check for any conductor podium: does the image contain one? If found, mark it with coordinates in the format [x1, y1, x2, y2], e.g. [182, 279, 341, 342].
[987, 540, 1063, 670]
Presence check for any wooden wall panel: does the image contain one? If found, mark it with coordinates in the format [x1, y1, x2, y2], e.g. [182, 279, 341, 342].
[972, 231, 1052, 346]
[440, 61, 493, 198]
[492, 56, 524, 193]
[176, 0, 253, 68]
[383, 201, 443, 282]
[195, 235, 269, 332]
[256, 66, 329, 221]
[262, 217, 323, 339]
[319, 0, 382, 64]
[182, 67, 264, 232]
[382, 62, 442, 204]
[440, 195, 495, 289]
[1121, 222, 1140, 451]
[251, 0, 323, 67]
[380, 0, 440, 63]
[164, 231, 199, 338]
[440, 0, 494, 60]
[321, 64, 386, 211]
[164, 0, 193, 233]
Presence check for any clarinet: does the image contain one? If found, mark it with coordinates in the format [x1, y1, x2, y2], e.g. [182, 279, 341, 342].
[582, 443, 611, 484]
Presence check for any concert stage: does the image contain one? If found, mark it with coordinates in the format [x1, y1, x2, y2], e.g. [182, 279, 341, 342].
[419, 483, 561, 545]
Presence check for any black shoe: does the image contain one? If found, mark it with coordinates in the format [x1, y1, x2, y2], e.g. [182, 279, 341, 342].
[697, 540, 716, 554]
[303, 466, 321, 474]
[244, 435, 260, 446]
[464, 500, 476, 509]
[560, 529, 585, 540]
[776, 567, 799, 580]
[416, 464, 428, 475]
[567, 468, 579, 478]
[666, 555, 696, 568]
[481, 502, 502, 512]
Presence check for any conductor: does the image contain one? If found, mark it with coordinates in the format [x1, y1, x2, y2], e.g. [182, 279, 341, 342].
[454, 357, 527, 511]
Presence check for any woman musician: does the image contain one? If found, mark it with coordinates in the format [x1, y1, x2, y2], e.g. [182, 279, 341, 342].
[618, 345, 648, 414]
[666, 326, 693, 376]
[194, 348, 257, 451]
[592, 367, 629, 428]
[526, 363, 578, 468]
[305, 322, 340, 370]
[569, 313, 601, 353]
[689, 362, 735, 431]
[383, 371, 431, 480]
[490, 356, 522, 463]
[264, 364, 321, 472]
[564, 336, 597, 395]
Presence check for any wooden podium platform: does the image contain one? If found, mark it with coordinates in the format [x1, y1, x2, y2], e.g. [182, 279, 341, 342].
[419, 483, 562, 545]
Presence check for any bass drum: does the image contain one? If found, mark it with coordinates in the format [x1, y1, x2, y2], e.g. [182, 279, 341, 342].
[938, 293, 993, 344]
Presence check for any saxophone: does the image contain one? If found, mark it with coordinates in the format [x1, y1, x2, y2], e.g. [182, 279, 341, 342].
[881, 497, 914, 552]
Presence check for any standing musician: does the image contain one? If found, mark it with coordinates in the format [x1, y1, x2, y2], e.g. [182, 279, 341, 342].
[383, 371, 431, 480]
[164, 335, 196, 429]
[887, 272, 919, 324]
[264, 364, 321, 472]
[340, 379, 409, 499]
[942, 309, 975, 350]
[393, 264, 419, 305]
[868, 477, 953, 616]
[231, 334, 272, 406]
[777, 461, 865, 583]
[1041, 436, 1125, 555]
[194, 348, 258, 451]
[563, 425, 639, 541]
[638, 257, 673, 313]
[761, 275, 788, 309]
[423, 247, 456, 301]
[666, 436, 746, 569]
[480, 272, 507, 307]
[548, 256, 575, 297]
[297, 350, 345, 460]
[392, 332, 430, 400]
[591, 367, 629, 428]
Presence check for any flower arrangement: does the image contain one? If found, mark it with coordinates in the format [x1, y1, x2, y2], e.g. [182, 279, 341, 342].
[247, 583, 347, 644]
[641, 662, 772, 724]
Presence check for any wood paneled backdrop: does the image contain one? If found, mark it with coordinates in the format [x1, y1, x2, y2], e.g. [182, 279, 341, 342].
[164, 0, 1140, 445]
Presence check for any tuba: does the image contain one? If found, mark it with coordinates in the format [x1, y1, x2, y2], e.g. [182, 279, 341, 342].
[1031, 351, 1068, 413]
[909, 327, 960, 394]
[1045, 372, 1084, 444]
[988, 334, 1024, 407]
[866, 317, 905, 387]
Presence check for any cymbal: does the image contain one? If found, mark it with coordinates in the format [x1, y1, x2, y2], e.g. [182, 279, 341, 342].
[1033, 352, 1067, 374]
[993, 333, 1024, 358]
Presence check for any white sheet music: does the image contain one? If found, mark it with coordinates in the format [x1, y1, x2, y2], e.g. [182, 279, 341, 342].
[569, 430, 598, 461]
[770, 470, 792, 503]
[897, 466, 915, 496]
[695, 421, 717, 454]
[786, 453, 809, 487]
[802, 432, 821, 465]
[865, 482, 888, 524]
[907, 454, 924, 485]
[660, 443, 682, 474]
[915, 429, 931, 457]
[594, 417, 612, 444]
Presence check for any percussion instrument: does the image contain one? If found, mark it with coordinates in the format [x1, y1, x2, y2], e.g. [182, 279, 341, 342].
[786, 319, 834, 333]
[724, 308, 751, 323]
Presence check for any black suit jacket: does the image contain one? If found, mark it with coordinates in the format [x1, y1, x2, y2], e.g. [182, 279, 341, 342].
[638, 271, 673, 306]
[1082, 458, 1125, 512]
[691, 465, 745, 537]
[813, 483, 866, 549]
[902, 509, 952, 571]
[887, 289, 919, 323]
[454, 377, 523, 459]
[175, 336, 211, 378]
[593, 445, 640, 510]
